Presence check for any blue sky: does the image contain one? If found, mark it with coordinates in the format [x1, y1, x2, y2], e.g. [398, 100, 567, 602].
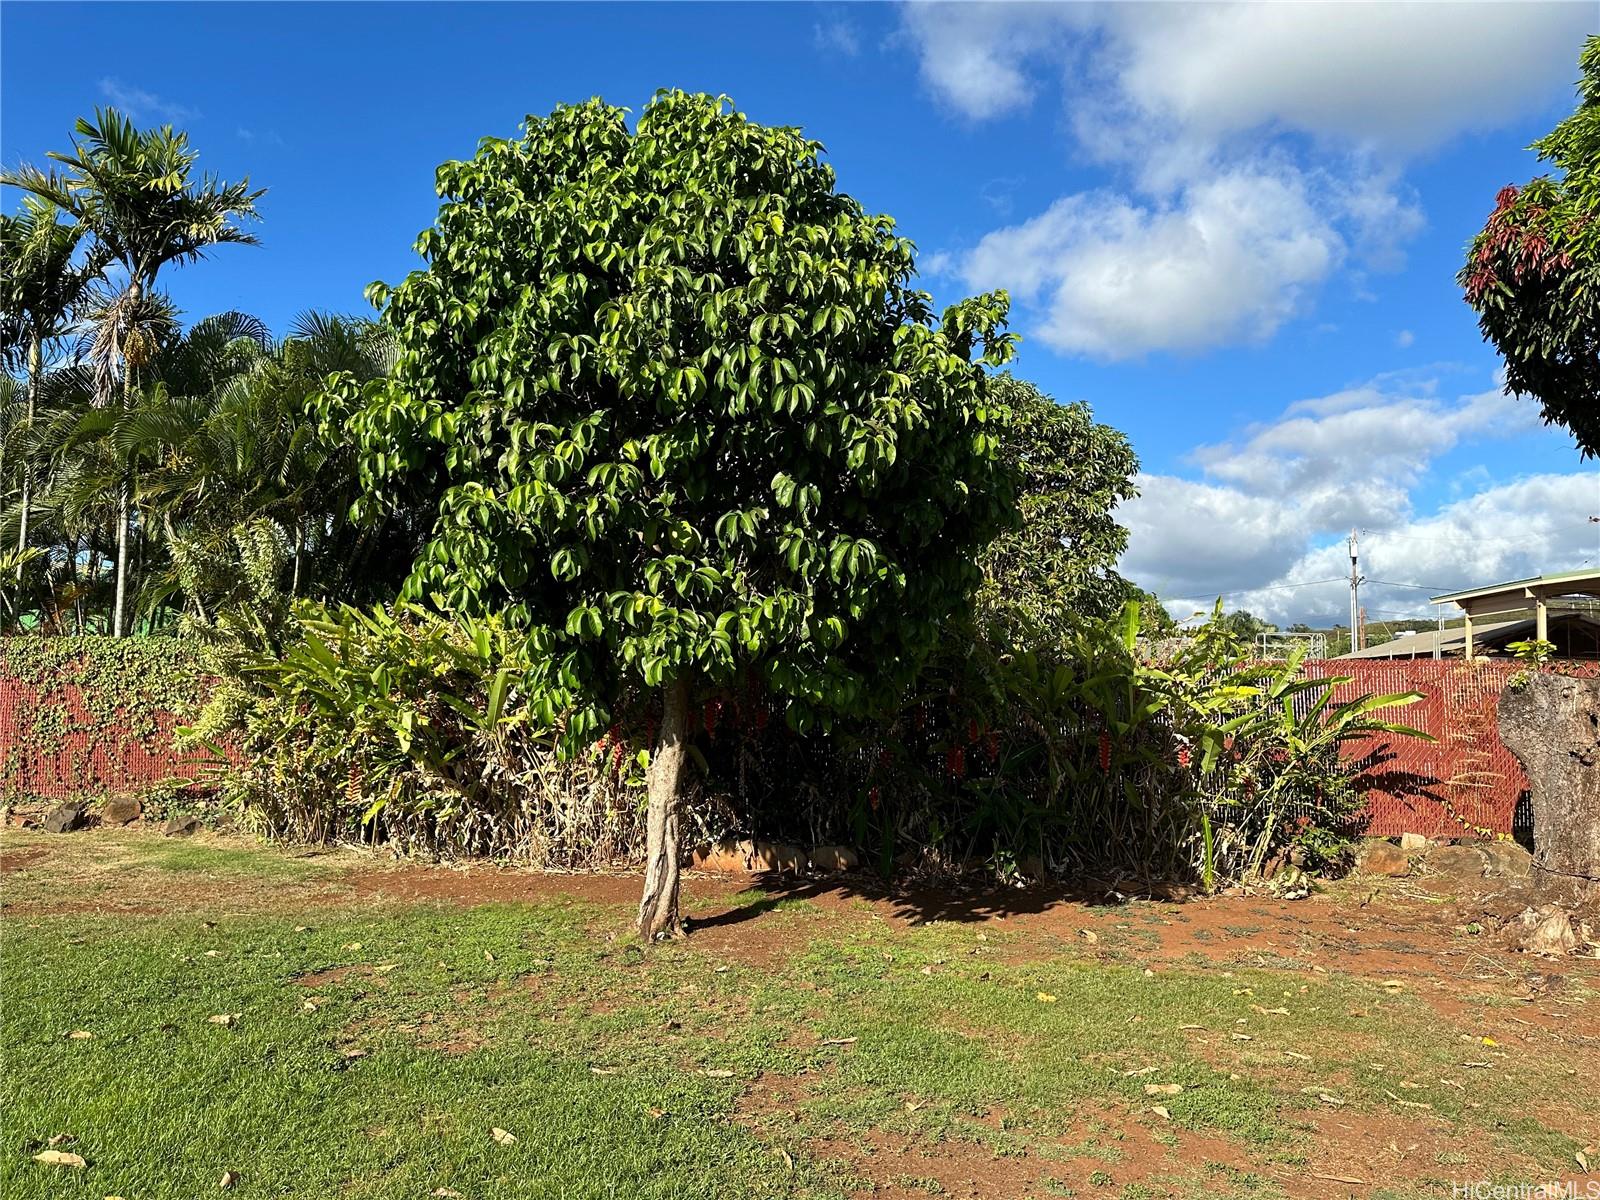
[3, 1, 1597, 627]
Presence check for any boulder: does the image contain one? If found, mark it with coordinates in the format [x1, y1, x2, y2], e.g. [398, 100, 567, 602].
[1359, 841, 1412, 878]
[1427, 843, 1490, 881]
[1480, 840, 1533, 880]
[1518, 904, 1579, 957]
[1499, 673, 1600, 904]
[100, 795, 143, 826]
[748, 840, 806, 873]
[690, 838, 755, 874]
[1399, 832, 1431, 852]
[811, 845, 860, 873]
[163, 814, 202, 837]
[41, 802, 87, 834]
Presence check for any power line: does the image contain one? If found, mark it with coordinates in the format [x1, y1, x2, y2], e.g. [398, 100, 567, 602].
[1366, 579, 1448, 591]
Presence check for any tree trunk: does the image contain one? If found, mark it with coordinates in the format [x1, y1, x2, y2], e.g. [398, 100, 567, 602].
[112, 485, 130, 637]
[16, 335, 39, 577]
[1500, 672, 1600, 905]
[637, 677, 692, 940]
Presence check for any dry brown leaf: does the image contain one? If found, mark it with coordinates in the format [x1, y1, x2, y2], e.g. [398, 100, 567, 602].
[589, 1067, 617, 1076]
[47, 1134, 74, 1147]
[66, 1030, 93, 1040]
[206, 1014, 240, 1027]
[1318, 1093, 1346, 1106]
[1143, 1083, 1182, 1096]
[777, 1149, 794, 1170]
[483, 951, 495, 963]
[32, 1150, 87, 1169]
[1284, 1051, 1312, 1061]
[301, 1000, 318, 1013]
[1123, 1066, 1157, 1077]
[219, 1170, 238, 1189]
[1078, 929, 1098, 944]
[490, 1127, 517, 1146]
[1150, 1105, 1171, 1120]
[430, 1190, 462, 1198]
[1312, 1174, 1366, 1185]
[1036, 992, 1058, 1003]
[699, 1068, 735, 1078]
[374, 964, 399, 974]
[1177, 1024, 1204, 1031]
[819, 1037, 857, 1046]
[1576, 1151, 1590, 1172]
[1250, 1004, 1290, 1016]
[342, 942, 362, 951]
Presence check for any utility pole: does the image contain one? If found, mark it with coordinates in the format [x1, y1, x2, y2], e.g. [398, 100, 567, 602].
[1348, 528, 1363, 653]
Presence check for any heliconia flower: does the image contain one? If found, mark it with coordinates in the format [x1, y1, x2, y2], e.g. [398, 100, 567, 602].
[1097, 732, 1111, 772]
[1177, 746, 1191, 769]
[984, 731, 1001, 763]
[611, 740, 625, 771]
[966, 718, 980, 744]
[703, 698, 722, 737]
[868, 786, 881, 811]
[947, 746, 966, 779]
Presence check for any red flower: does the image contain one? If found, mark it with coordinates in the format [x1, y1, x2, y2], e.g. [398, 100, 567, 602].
[703, 698, 722, 738]
[947, 746, 967, 780]
[966, 718, 980, 744]
[753, 706, 769, 731]
[868, 786, 881, 811]
[1177, 746, 1191, 769]
[984, 731, 1001, 763]
[1097, 732, 1112, 773]
[611, 740, 625, 772]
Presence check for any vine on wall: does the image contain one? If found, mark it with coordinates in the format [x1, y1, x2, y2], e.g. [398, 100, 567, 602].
[0, 638, 214, 805]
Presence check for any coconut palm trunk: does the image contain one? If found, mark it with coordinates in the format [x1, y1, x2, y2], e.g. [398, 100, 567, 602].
[16, 336, 40, 580]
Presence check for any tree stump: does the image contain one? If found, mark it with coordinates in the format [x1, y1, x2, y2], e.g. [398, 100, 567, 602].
[1499, 673, 1600, 904]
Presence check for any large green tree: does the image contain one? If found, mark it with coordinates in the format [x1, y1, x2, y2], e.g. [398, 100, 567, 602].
[2, 108, 263, 632]
[976, 375, 1137, 647]
[329, 92, 1016, 937]
[1462, 35, 1600, 456]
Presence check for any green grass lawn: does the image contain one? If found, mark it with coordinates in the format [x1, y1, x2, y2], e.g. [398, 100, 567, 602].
[2, 828, 1595, 1199]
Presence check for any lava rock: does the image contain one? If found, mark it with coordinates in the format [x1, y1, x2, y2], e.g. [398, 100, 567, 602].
[810, 845, 860, 873]
[41, 802, 87, 834]
[163, 814, 202, 837]
[1359, 842, 1412, 877]
[100, 795, 143, 826]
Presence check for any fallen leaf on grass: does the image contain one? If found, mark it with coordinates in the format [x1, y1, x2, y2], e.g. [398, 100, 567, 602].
[301, 1000, 318, 1013]
[483, 951, 495, 963]
[1481, 1037, 1497, 1046]
[206, 1014, 240, 1027]
[1150, 1105, 1171, 1120]
[777, 1149, 794, 1170]
[1231, 1033, 1253, 1041]
[32, 1150, 87, 1169]
[1576, 1151, 1589, 1172]
[374, 964, 399, 974]
[66, 1030, 93, 1040]
[47, 1134, 74, 1147]
[205, 950, 222, 958]
[590, 1067, 617, 1075]
[819, 1037, 857, 1046]
[490, 1127, 517, 1146]
[1036, 992, 1058, 1003]
[699, 1068, 735, 1078]
[1284, 1051, 1312, 1061]
[1143, 1083, 1182, 1096]
[1250, 1005, 1290, 1016]
[1318, 1093, 1346, 1106]
[647, 1107, 666, 1120]
[340, 1048, 367, 1060]
[1312, 1174, 1366, 1185]
[219, 1171, 238, 1189]
[342, 942, 362, 951]
[1078, 929, 1098, 944]
[430, 1190, 462, 1198]
[1122, 1066, 1157, 1077]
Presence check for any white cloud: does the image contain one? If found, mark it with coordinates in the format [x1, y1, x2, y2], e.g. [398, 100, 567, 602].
[959, 164, 1342, 358]
[903, 1, 1588, 358]
[1395, 330, 1415, 349]
[1118, 376, 1597, 624]
[98, 78, 199, 125]
[813, 16, 861, 58]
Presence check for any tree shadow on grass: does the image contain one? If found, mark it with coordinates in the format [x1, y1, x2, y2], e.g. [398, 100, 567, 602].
[687, 870, 1148, 931]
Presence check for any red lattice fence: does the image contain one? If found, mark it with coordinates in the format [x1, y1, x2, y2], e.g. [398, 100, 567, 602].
[1, 641, 1588, 839]
[0, 639, 215, 804]
[1307, 658, 1600, 840]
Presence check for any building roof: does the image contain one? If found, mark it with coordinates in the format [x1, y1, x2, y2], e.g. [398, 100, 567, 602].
[1338, 618, 1527, 660]
[1431, 568, 1600, 611]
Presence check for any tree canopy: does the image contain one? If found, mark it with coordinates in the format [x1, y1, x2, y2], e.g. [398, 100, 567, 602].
[1462, 34, 1600, 457]
[326, 91, 1017, 935]
[976, 374, 1137, 647]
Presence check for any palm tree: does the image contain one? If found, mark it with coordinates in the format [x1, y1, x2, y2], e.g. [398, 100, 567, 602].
[0, 198, 106, 576]
[2, 107, 263, 635]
